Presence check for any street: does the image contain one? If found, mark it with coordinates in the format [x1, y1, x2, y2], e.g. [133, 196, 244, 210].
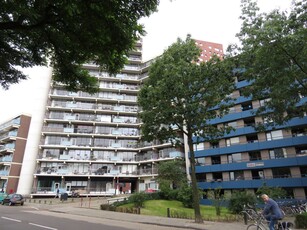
[0, 205, 184, 230]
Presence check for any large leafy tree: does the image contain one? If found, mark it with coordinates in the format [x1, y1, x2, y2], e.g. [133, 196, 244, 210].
[0, 0, 159, 92]
[227, 0, 307, 126]
[138, 35, 235, 223]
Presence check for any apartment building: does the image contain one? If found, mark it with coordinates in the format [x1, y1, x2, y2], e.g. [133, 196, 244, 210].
[194, 76, 307, 203]
[194, 39, 224, 62]
[0, 114, 31, 193]
[32, 40, 184, 196]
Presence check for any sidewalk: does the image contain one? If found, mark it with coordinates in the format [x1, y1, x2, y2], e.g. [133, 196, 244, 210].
[24, 198, 298, 230]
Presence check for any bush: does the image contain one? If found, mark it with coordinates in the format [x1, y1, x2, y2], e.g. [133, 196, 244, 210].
[177, 185, 193, 208]
[100, 204, 116, 211]
[128, 192, 147, 208]
[228, 191, 257, 214]
[295, 212, 307, 229]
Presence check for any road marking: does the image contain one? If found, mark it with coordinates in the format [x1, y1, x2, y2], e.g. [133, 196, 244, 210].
[29, 223, 58, 230]
[1, 216, 22, 222]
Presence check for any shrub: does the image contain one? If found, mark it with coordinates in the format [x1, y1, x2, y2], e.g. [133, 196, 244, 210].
[177, 185, 193, 208]
[128, 192, 147, 208]
[228, 191, 257, 214]
[295, 212, 307, 229]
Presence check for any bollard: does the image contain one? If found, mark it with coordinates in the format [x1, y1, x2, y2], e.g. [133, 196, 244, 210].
[243, 212, 248, 225]
[49, 200, 52, 205]
[44, 200, 47, 204]
[39, 200, 41, 204]
[167, 208, 170, 218]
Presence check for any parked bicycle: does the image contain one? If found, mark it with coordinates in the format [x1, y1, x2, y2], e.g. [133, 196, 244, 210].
[242, 211, 294, 230]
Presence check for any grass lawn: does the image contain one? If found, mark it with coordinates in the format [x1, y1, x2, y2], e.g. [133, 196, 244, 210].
[121, 199, 236, 221]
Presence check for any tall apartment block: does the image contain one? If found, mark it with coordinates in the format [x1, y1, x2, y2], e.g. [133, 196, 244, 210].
[0, 114, 31, 193]
[32, 40, 184, 196]
[194, 76, 307, 203]
[194, 39, 224, 62]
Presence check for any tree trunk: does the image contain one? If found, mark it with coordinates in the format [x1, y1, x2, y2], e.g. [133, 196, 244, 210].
[188, 135, 203, 223]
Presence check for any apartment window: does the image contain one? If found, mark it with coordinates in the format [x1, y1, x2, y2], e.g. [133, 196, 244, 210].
[243, 117, 255, 127]
[195, 157, 205, 166]
[230, 171, 244, 181]
[212, 156, 221, 165]
[272, 167, 291, 178]
[226, 137, 240, 146]
[228, 106, 236, 114]
[251, 169, 264, 179]
[266, 130, 283, 141]
[246, 134, 258, 143]
[228, 153, 242, 163]
[296, 146, 307, 156]
[212, 172, 222, 181]
[226, 121, 238, 128]
[196, 173, 206, 182]
[241, 102, 253, 111]
[259, 98, 271, 107]
[248, 151, 261, 161]
[269, 148, 287, 159]
[194, 142, 205, 151]
[300, 167, 307, 177]
[292, 127, 307, 137]
[263, 116, 274, 124]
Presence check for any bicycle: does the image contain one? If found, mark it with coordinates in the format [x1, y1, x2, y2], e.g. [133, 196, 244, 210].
[244, 212, 294, 230]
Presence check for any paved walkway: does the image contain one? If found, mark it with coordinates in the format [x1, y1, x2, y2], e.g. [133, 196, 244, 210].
[23, 198, 300, 230]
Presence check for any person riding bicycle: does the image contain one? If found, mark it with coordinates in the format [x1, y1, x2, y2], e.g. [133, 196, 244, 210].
[261, 194, 284, 230]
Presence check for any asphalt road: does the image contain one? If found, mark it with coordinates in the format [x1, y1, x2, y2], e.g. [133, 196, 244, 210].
[0, 204, 184, 230]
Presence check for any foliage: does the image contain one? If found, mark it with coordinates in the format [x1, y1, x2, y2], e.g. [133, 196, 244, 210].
[157, 159, 187, 189]
[227, 191, 257, 214]
[295, 212, 307, 229]
[255, 183, 287, 199]
[121, 199, 236, 222]
[0, 0, 159, 92]
[227, 0, 307, 126]
[177, 184, 193, 208]
[206, 188, 226, 216]
[128, 192, 148, 208]
[138, 34, 235, 223]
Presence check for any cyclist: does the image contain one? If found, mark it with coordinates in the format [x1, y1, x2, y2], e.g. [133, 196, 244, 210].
[261, 194, 284, 230]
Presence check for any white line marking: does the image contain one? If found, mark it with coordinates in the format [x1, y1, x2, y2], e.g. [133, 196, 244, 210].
[29, 222, 58, 230]
[1, 216, 22, 222]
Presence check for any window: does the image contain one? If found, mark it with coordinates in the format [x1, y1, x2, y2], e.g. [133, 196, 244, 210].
[251, 170, 264, 179]
[241, 102, 253, 111]
[269, 148, 287, 159]
[272, 167, 291, 178]
[195, 157, 205, 166]
[226, 121, 238, 128]
[228, 153, 242, 163]
[226, 137, 240, 146]
[249, 151, 261, 161]
[266, 130, 283, 141]
[211, 156, 221, 165]
[259, 98, 271, 107]
[300, 167, 307, 177]
[246, 134, 258, 143]
[196, 173, 206, 182]
[230, 171, 244, 181]
[193, 142, 205, 151]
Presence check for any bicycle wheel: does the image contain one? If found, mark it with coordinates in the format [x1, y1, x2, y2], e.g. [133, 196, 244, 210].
[246, 224, 265, 230]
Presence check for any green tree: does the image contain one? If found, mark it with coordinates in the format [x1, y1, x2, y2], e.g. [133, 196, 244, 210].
[228, 191, 257, 214]
[138, 35, 235, 223]
[206, 188, 225, 216]
[157, 159, 187, 189]
[227, 0, 307, 126]
[256, 183, 287, 199]
[0, 0, 159, 92]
